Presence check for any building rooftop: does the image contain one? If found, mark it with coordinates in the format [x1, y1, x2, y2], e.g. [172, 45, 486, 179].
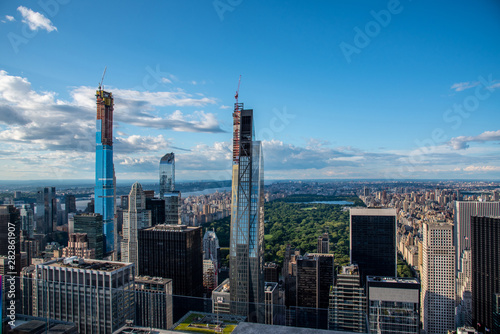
[135, 276, 172, 284]
[160, 152, 174, 163]
[339, 264, 359, 275]
[114, 326, 177, 334]
[367, 276, 419, 285]
[305, 253, 335, 258]
[350, 207, 397, 216]
[214, 278, 230, 293]
[264, 282, 278, 293]
[264, 262, 279, 268]
[40, 257, 131, 272]
[145, 224, 199, 232]
[232, 322, 359, 334]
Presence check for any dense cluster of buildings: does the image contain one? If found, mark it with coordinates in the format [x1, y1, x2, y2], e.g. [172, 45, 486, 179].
[1, 86, 500, 334]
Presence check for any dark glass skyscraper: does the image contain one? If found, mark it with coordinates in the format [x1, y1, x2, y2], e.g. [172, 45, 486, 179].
[72, 213, 104, 259]
[229, 103, 265, 322]
[35, 187, 56, 234]
[95, 87, 116, 254]
[350, 208, 397, 280]
[0, 205, 21, 275]
[138, 224, 203, 297]
[471, 216, 500, 332]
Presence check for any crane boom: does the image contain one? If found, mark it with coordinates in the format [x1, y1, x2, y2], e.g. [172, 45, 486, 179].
[99, 66, 107, 90]
[235, 75, 241, 103]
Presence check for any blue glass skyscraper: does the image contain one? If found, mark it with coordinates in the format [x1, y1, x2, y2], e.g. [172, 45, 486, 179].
[95, 87, 115, 254]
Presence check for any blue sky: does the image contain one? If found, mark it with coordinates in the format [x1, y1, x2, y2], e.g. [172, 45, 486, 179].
[0, 0, 500, 181]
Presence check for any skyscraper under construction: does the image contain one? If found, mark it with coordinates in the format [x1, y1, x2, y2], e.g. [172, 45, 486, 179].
[95, 85, 116, 255]
[229, 93, 265, 322]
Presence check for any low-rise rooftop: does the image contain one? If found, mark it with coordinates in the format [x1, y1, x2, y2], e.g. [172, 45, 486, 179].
[40, 257, 131, 272]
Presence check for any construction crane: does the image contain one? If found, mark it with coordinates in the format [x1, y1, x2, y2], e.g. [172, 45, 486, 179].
[98, 66, 107, 90]
[232, 75, 242, 164]
[235, 74, 241, 105]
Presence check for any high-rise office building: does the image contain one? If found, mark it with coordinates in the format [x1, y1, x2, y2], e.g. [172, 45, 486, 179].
[203, 230, 220, 293]
[203, 230, 220, 263]
[264, 282, 279, 325]
[350, 208, 397, 280]
[95, 87, 116, 254]
[62, 233, 95, 259]
[457, 249, 473, 327]
[229, 104, 265, 322]
[212, 278, 231, 315]
[295, 253, 334, 329]
[471, 216, 500, 332]
[20, 204, 34, 238]
[264, 262, 279, 283]
[146, 197, 165, 226]
[138, 224, 203, 322]
[65, 194, 77, 214]
[366, 276, 420, 334]
[160, 152, 175, 196]
[138, 224, 203, 297]
[317, 232, 329, 254]
[72, 213, 104, 259]
[20, 265, 35, 316]
[35, 187, 56, 234]
[164, 192, 181, 224]
[0, 205, 21, 275]
[135, 276, 173, 330]
[421, 220, 455, 333]
[328, 264, 366, 333]
[121, 182, 152, 271]
[455, 201, 500, 271]
[203, 259, 218, 293]
[159, 153, 181, 225]
[455, 201, 500, 324]
[33, 257, 135, 333]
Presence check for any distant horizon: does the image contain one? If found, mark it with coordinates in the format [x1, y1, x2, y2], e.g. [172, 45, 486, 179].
[1, 1, 499, 180]
[1, 177, 499, 185]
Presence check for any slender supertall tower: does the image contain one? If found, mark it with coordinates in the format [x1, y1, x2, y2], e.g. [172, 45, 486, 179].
[229, 84, 265, 322]
[95, 83, 116, 254]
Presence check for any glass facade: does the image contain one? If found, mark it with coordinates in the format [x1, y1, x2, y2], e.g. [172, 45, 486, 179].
[95, 89, 115, 254]
[159, 152, 175, 197]
[229, 107, 265, 323]
[369, 301, 419, 333]
[350, 208, 397, 280]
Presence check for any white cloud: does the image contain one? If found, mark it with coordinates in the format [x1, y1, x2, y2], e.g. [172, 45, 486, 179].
[0, 70, 224, 157]
[462, 165, 500, 172]
[489, 82, 500, 90]
[219, 105, 231, 109]
[448, 130, 500, 150]
[17, 6, 57, 32]
[161, 77, 172, 84]
[5, 15, 15, 22]
[450, 81, 479, 92]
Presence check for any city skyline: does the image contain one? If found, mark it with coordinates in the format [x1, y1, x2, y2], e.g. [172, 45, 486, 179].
[0, 1, 500, 181]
